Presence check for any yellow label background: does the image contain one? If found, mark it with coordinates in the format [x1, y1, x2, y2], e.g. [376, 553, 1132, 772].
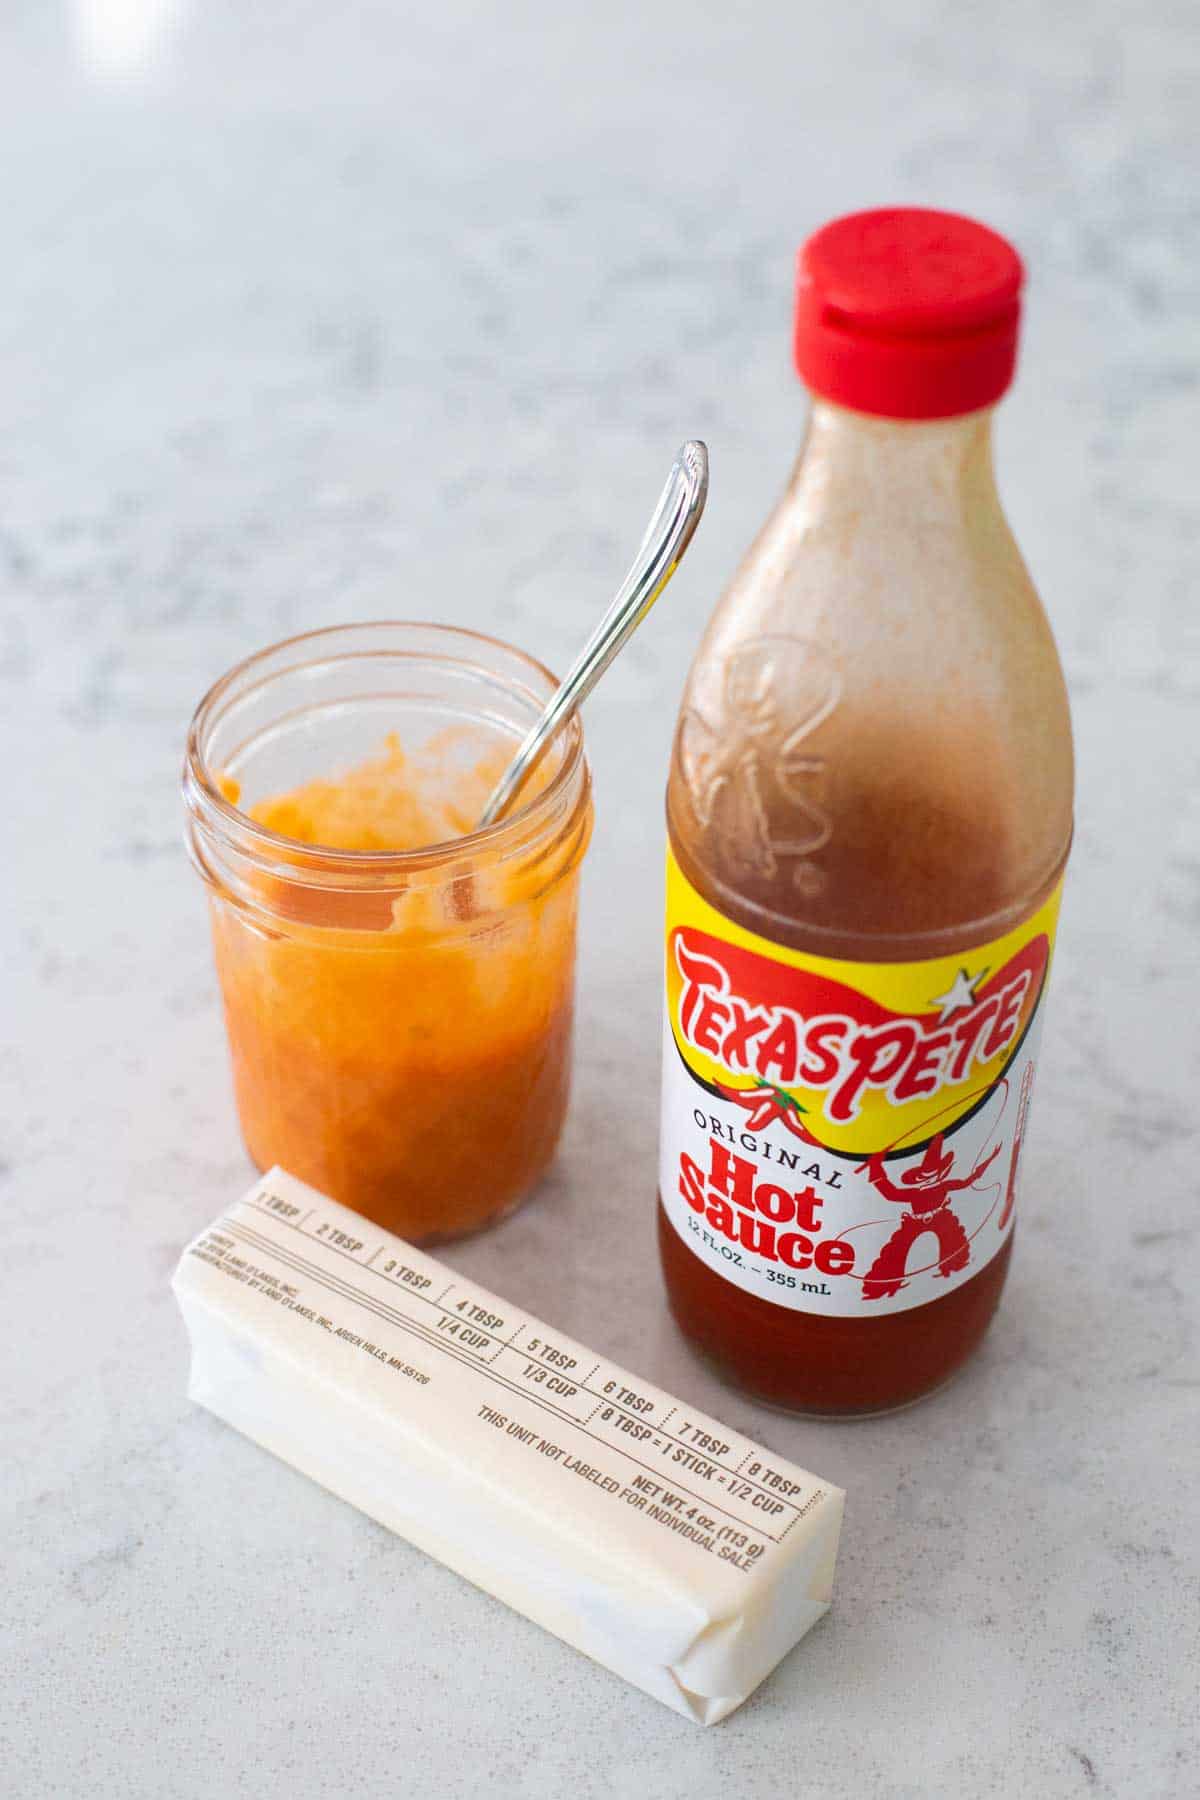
[665, 849, 1064, 1160]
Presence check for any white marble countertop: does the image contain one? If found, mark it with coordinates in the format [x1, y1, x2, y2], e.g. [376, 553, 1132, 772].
[3, 4, 1197, 1795]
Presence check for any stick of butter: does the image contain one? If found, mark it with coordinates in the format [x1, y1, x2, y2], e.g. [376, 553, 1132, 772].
[172, 1168, 844, 1725]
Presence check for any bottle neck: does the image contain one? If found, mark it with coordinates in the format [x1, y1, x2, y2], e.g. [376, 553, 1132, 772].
[791, 399, 1000, 522]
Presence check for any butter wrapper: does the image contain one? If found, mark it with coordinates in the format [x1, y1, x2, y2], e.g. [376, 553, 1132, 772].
[173, 1169, 844, 1724]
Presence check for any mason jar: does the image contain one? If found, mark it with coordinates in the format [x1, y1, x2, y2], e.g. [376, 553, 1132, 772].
[183, 622, 593, 1242]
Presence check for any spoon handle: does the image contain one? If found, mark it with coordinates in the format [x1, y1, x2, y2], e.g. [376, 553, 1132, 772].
[478, 440, 709, 829]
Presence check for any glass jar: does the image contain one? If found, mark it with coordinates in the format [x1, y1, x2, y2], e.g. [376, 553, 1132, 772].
[183, 622, 593, 1243]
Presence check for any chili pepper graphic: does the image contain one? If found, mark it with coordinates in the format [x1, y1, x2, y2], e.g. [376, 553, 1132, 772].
[715, 1082, 822, 1144]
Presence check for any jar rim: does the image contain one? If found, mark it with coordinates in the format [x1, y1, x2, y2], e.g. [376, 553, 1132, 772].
[183, 620, 589, 880]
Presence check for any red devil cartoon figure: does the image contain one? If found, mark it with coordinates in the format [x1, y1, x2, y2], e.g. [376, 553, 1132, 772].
[858, 1133, 1002, 1301]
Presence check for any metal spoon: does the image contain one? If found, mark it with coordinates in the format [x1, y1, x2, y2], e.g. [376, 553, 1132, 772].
[478, 439, 709, 828]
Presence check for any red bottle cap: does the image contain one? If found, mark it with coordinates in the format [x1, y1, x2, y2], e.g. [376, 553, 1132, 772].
[794, 208, 1023, 420]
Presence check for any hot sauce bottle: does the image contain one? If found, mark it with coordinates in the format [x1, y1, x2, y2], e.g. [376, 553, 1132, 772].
[658, 209, 1074, 1415]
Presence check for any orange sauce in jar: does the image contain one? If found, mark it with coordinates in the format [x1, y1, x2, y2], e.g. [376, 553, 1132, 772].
[204, 728, 591, 1242]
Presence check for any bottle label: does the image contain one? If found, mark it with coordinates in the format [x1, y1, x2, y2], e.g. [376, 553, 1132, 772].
[659, 849, 1064, 1318]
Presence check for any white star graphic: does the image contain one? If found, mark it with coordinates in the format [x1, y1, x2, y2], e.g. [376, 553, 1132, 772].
[930, 966, 987, 1023]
